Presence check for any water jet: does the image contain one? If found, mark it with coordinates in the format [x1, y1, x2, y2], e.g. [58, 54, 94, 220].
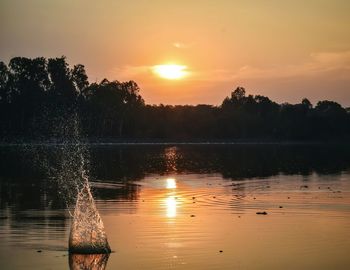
[69, 182, 111, 254]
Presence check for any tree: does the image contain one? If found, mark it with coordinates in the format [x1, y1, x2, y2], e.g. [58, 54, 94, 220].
[72, 64, 89, 93]
[231, 87, 246, 101]
[0, 61, 10, 104]
[1, 56, 350, 142]
[5, 57, 51, 135]
[48, 56, 77, 102]
[83, 79, 144, 137]
[301, 98, 312, 109]
[9, 57, 49, 102]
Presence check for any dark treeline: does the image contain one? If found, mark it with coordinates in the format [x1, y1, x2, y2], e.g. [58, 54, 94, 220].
[1, 56, 350, 141]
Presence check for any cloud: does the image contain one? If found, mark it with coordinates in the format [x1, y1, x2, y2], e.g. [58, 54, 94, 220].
[108, 51, 350, 84]
[172, 42, 194, 49]
[239, 51, 350, 80]
[191, 50, 350, 82]
[109, 65, 152, 80]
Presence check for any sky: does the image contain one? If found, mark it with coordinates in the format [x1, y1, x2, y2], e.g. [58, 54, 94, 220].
[1, 0, 350, 106]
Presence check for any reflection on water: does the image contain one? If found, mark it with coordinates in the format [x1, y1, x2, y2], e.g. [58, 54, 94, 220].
[165, 178, 178, 218]
[1, 144, 350, 269]
[166, 178, 177, 189]
[165, 147, 178, 172]
[69, 253, 109, 270]
[165, 196, 177, 218]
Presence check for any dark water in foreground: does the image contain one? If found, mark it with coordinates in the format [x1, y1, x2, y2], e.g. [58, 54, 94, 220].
[1, 144, 350, 270]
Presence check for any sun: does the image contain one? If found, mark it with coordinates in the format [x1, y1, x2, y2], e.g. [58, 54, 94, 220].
[152, 64, 188, 80]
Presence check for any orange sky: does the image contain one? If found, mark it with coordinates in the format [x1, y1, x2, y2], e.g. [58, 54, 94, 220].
[1, 0, 350, 106]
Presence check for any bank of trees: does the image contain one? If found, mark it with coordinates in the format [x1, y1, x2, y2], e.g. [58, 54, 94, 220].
[0, 57, 349, 141]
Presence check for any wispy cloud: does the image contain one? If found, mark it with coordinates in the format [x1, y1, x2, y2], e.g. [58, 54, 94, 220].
[109, 51, 350, 83]
[172, 42, 194, 49]
[244, 51, 350, 79]
[191, 51, 350, 82]
[109, 65, 152, 80]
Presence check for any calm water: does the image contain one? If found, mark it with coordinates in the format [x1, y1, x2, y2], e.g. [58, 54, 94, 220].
[1, 144, 350, 270]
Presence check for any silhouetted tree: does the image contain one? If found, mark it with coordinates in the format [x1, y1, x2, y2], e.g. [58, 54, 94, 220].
[0, 61, 11, 104]
[301, 98, 312, 109]
[82, 79, 144, 137]
[1, 57, 349, 142]
[48, 56, 77, 102]
[72, 64, 89, 94]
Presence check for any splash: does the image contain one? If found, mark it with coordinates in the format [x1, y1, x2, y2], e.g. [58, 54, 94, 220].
[69, 179, 111, 254]
[29, 109, 112, 254]
[54, 112, 110, 254]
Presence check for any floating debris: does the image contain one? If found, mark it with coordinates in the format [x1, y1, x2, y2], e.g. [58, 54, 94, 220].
[256, 211, 268, 215]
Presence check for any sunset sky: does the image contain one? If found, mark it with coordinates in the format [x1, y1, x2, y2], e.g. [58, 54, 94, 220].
[1, 0, 350, 106]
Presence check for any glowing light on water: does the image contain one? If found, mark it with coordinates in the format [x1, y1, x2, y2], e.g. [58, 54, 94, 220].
[165, 196, 177, 218]
[166, 178, 177, 189]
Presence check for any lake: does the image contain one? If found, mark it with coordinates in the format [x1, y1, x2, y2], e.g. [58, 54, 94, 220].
[1, 144, 350, 270]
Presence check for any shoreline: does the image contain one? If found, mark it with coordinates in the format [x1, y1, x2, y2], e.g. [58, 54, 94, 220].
[1, 139, 349, 147]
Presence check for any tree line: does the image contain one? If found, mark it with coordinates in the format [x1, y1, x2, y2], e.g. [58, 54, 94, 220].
[0, 56, 349, 141]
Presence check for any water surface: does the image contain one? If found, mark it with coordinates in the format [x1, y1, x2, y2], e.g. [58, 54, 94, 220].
[1, 144, 350, 269]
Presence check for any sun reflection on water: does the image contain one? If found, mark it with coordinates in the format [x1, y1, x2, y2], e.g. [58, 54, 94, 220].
[165, 196, 177, 218]
[164, 178, 178, 218]
[166, 178, 177, 189]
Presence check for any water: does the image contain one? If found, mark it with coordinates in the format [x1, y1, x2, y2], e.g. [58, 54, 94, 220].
[69, 182, 111, 254]
[1, 144, 350, 269]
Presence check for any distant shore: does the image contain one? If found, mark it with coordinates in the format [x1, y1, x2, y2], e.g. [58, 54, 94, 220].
[1, 138, 349, 146]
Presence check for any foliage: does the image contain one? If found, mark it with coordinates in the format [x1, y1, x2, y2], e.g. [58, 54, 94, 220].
[0, 57, 349, 141]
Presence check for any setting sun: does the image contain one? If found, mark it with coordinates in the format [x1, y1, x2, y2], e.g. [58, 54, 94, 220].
[152, 64, 188, 80]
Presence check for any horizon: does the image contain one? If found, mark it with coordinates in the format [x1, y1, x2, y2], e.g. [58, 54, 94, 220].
[2, 55, 349, 109]
[1, 0, 350, 106]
